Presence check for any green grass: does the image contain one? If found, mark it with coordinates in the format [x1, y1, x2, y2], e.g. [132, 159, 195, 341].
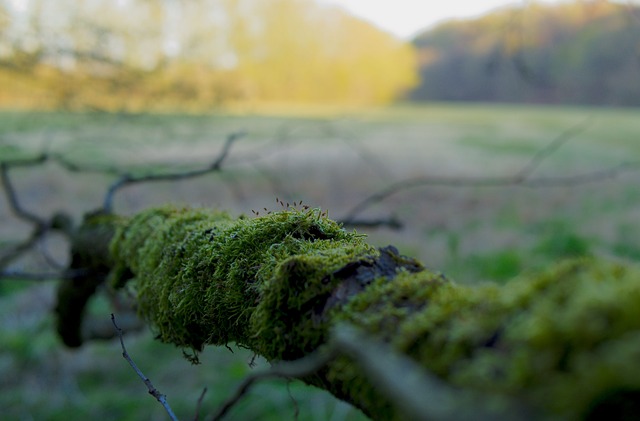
[1, 102, 639, 420]
[0, 286, 366, 421]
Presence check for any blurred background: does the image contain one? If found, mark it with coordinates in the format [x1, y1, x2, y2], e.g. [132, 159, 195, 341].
[1, 0, 640, 420]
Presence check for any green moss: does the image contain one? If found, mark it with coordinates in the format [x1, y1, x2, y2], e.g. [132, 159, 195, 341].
[250, 239, 374, 361]
[335, 258, 640, 419]
[109, 206, 640, 419]
[110, 206, 372, 359]
[110, 206, 236, 352]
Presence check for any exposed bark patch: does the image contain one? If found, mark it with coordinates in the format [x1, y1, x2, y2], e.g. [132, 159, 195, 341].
[318, 245, 425, 321]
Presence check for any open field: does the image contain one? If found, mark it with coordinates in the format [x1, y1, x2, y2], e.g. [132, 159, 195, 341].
[1, 103, 640, 420]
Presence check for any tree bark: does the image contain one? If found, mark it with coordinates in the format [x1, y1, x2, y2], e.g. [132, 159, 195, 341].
[57, 206, 640, 420]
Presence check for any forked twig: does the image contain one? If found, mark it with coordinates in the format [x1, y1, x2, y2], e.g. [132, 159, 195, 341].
[1, 161, 47, 227]
[111, 314, 179, 421]
[341, 118, 599, 222]
[513, 117, 592, 181]
[210, 324, 532, 421]
[102, 131, 246, 212]
[209, 348, 336, 421]
[0, 157, 66, 272]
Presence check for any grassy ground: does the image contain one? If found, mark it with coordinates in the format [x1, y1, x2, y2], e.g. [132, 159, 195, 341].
[1, 103, 640, 420]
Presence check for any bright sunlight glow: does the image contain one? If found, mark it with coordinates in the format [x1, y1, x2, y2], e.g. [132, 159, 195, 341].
[316, 0, 638, 39]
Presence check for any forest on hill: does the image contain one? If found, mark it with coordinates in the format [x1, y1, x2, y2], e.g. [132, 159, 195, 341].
[0, 0, 416, 111]
[2, 0, 639, 110]
[410, 1, 640, 106]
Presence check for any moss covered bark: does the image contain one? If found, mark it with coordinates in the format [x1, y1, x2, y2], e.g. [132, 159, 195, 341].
[104, 206, 640, 420]
[55, 211, 122, 347]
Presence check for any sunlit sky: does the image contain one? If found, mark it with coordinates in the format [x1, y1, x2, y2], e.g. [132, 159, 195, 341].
[316, 0, 636, 39]
[6, 0, 640, 40]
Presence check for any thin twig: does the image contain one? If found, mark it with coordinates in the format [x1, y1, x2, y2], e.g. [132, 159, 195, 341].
[102, 132, 246, 212]
[0, 153, 48, 167]
[514, 117, 592, 181]
[0, 156, 57, 271]
[339, 216, 403, 229]
[1, 162, 47, 227]
[111, 314, 179, 421]
[0, 268, 91, 281]
[341, 174, 507, 223]
[321, 120, 393, 180]
[36, 238, 68, 270]
[286, 380, 300, 421]
[53, 154, 122, 175]
[520, 161, 640, 187]
[209, 348, 336, 421]
[341, 118, 597, 222]
[210, 324, 533, 421]
[193, 387, 208, 421]
[0, 235, 40, 270]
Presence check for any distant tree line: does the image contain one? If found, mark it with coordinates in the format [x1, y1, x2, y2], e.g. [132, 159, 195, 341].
[410, 1, 640, 106]
[3, 0, 637, 110]
[0, 0, 417, 111]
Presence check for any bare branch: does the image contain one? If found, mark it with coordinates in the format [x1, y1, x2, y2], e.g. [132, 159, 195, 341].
[339, 216, 403, 230]
[111, 314, 179, 421]
[0, 153, 49, 167]
[321, 121, 394, 181]
[285, 380, 300, 421]
[341, 118, 601, 222]
[1, 161, 47, 227]
[193, 388, 208, 421]
[210, 347, 336, 421]
[103, 131, 246, 212]
[82, 312, 143, 342]
[52, 154, 122, 176]
[520, 161, 640, 187]
[0, 236, 40, 271]
[513, 117, 592, 181]
[0, 268, 90, 281]
[341, 174, 506, 223]
[209, 323, 533, 421]
[211, 132, 245, 170]
[0, 155, 77, 272]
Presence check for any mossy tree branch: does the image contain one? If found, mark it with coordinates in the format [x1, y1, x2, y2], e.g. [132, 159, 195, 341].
[55, 205, 640, 420]
[5, 123, 640, 419]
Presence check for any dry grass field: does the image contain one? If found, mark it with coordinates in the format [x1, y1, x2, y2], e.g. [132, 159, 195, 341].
[1, 103, 639, 420]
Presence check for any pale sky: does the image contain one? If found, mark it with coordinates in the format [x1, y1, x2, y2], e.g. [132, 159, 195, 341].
[316, 0, 633, 39]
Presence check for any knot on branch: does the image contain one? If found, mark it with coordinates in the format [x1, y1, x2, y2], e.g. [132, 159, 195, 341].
[320, 245, 425, 316]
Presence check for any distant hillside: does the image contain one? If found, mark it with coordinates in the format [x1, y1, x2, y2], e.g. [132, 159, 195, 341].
[409, 1, 640, 106]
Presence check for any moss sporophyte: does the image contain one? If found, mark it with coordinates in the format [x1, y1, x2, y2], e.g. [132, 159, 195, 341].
[105, 206, 640, 420]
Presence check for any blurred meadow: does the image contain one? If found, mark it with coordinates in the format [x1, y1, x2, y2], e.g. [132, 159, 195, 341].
[2, 104, 640, 420]
[1, 0, 640, 420]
